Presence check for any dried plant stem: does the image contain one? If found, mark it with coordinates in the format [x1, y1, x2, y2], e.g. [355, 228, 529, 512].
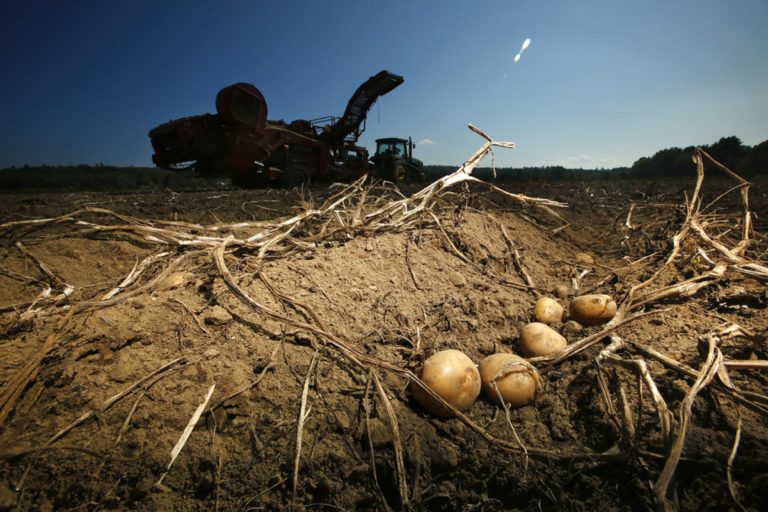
[157, 383, 216, 486]
[530, 309, 664, 367]
[614, 377, 635, 440]
[631, 264, 726, 310]
[291, 352, 318, 503]
[489, 214, 537, 291]
[259, 272, 328, 332]
[168, 297, 211, 336]
[654, 336, 721, 511]
[596, 336, 673, 450]
[724, 360, 768, 370]
[362, 374, 393, 512]
[101, 251, 170, 300]
[94, 388, 148, 479]
[373, 372, 409, 508]
[405, 236, 422, 291]
[15, 241, 73, 295]
[621, 148, 765, 318]
[727, 411, 747, 512]
[630, 343, 768, 417]
[0, 309, 74, 427]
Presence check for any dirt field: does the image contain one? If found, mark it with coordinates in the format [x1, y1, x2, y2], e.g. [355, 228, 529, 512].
[0, 159, 766, 511]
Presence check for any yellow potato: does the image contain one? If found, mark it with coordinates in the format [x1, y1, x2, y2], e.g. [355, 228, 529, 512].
[411, 349, 481, 417]
[479, 353, 542, 408]
[568, 294, 617, 326]
[519, 322, 567, 357]
[534, 297, 564, 324]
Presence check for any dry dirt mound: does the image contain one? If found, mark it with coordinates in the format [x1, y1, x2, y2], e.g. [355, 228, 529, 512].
[0, 149, 767, 511]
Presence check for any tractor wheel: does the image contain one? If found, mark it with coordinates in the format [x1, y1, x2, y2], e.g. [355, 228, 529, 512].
[392, 163, 407, 184]
[282, 165, 310, 188]
[232, 163, 268, 188]
[232, 172, 262, 189]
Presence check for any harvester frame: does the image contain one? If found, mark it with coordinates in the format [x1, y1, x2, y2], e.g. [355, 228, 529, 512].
[149, 71, 404, 187]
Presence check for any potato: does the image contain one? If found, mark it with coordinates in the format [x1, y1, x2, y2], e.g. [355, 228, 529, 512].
[568, 294, 617, 326]
[519, 322, 567, 357]
[479, 353, 542, 408]
[534, 297, 563, 325]
[411, 349, 481, 417]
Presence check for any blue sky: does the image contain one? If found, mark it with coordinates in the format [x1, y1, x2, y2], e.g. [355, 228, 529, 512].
[1, 0, 766, 169]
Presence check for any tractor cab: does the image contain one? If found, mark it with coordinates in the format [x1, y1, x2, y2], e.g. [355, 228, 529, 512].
[371, 137, 425, 184]
[374, 138, 410, 159]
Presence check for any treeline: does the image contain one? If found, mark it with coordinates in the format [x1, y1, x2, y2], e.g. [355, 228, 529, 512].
[425, 135, 767, 181]
[424, 165, 628, 182]
[629, 136, 767, 178]
[0, 164, 229, 192]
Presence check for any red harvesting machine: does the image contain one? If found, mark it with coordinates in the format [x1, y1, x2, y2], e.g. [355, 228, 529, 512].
[149, 71, 403, 187]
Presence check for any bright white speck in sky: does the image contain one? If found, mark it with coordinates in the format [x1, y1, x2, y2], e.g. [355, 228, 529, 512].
[514, 38, 531, 62]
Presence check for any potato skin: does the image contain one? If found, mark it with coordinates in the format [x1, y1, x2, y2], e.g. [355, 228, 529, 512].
[534, 297, 564, 325]
[479, 353, 541, 408]
[519, 322, 567, 357]
[568, 294, 617, 326]
[411, 349, 481, 417]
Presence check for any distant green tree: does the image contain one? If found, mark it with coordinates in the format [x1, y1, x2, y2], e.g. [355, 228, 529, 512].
[548, 166, 566, 180]
[705, 136, 747, 170]
[630, 147, 694, 178]
[739, 140, 768, 176]
[627, 136, 765, 178]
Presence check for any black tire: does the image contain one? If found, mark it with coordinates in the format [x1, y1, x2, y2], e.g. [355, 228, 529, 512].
[232, 172, 262, 189]
[231, 163, 269, 188]
[282, 165, 310, 188]
[392, 163, 407, 184]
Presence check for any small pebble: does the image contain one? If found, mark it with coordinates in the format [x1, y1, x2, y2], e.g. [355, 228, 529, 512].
[156, 272, 190, 291]
[562, 320, 583, 337]
[574, 252, 595, 266]
[448, 273, 467, 288]
[554, 284, 571, 299]
[0, 481, 18, 510]
[204, 306, 233, 326]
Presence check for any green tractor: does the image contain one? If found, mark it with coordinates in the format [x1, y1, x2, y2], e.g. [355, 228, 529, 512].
[371, 137, 425, 184]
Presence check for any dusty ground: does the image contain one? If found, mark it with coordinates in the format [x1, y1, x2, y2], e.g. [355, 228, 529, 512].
[0, 167, 766, 511]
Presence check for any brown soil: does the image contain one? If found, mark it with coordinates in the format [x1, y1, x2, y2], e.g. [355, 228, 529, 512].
[0, 172, 766, 511]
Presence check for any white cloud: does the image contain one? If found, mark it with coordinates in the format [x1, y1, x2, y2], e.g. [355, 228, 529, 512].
[555, 154, 618, 167]
[560, 154, 595, 165]
[417, 139, 436, 145]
